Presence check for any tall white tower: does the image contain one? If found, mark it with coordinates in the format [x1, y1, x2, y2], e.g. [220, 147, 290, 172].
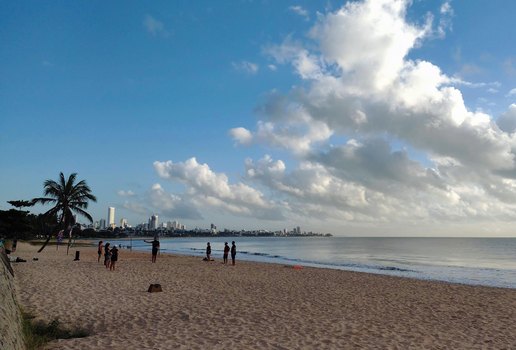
[150, 214, 159, 230]
[108, 207, 115, 228]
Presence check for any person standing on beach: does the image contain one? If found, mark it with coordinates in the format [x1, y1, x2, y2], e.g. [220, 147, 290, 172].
[110, 245, 118, 271]
[144, 237, 160, 263]
[104, 243, 111, 268]
[206, 242, 212, 261]
[97, 241, 104, 263]
[223, 242, 230, 264]
[231, 241, 237, 266]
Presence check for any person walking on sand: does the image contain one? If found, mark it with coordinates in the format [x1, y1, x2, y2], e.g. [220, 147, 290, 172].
[104, 243, 111, 268]
[98, 240, 104, 263]
[223, 242, 230, 264]
[110, 245, 118, 271]
[206, 242, 212, 261]
[144, 237, 160, 263]
[231, 241, 237, 266]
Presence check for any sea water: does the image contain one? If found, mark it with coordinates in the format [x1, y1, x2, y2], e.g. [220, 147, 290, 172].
[115, 237, 516, 289]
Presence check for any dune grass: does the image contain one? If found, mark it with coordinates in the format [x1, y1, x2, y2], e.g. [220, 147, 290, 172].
[22, 312, 90, 350]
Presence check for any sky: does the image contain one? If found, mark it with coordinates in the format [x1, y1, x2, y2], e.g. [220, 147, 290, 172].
[1, 0, 515, 236]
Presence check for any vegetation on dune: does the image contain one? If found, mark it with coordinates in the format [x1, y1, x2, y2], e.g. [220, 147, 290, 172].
[22, 311, 90, 349]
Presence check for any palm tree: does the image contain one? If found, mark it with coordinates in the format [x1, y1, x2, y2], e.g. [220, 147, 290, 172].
[32, 172, 97, 253]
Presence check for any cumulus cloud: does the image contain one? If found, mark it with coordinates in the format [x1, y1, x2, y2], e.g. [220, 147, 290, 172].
[232, 61, 259, 74]
[229, 0, 516, 229]
[148, 183, 203, 219]
[132, 1, 515, 232]
[507, 88, 516, 97]
[143, 14, 169, 37]
[229, 127, 253, 145]
[496, 104, 516, 133]
[154, 158, 284, 220]
[120, 184, 202, 220]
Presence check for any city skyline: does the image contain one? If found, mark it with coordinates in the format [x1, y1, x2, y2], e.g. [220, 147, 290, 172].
[1, 1, 516, 236]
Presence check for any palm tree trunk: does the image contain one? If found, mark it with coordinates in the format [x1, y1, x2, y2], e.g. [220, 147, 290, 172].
[37, 216, 64, 253]
[66, 228, 72, 255]
[37, 234, 52, 253]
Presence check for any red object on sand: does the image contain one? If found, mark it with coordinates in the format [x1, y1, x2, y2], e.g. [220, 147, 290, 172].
[293, 265, 303, 270]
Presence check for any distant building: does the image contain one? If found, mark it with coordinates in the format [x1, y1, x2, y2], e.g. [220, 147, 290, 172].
[108, 207, 115, 228]
[120, 218, 127, 228]
[150, 214, 159, 230]
[99, 219, 106, 230]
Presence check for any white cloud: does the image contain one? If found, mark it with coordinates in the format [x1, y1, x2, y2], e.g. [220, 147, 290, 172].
[436, 1, 453, 38]
[117, 190, 135, 197]
[229, 127, 253, 145]
[143, 14, 169, 37]
[289, 5, 309, 20]
[229, 0, 516, 229]
[154, 158, 284, 220]
[232, 61, 259, 74]
[507, 88, 516, 97]
[148, 183, 202, 219]
[496, 104, 516, 133]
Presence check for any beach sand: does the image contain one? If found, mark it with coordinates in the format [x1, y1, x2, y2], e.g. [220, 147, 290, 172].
[11, 241, 516, 349]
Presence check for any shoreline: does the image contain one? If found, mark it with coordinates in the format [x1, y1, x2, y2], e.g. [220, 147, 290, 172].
[12, 241, 516, 349]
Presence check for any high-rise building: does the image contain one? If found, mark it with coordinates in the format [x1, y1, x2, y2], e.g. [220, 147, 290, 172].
[99, 219, 106, 230]
[150, 214, 159, 230]
[120, 218, 127, 228]
[108, 207, 115, 228]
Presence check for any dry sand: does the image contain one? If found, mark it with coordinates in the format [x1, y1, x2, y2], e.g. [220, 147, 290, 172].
[11, 241, 516, 349]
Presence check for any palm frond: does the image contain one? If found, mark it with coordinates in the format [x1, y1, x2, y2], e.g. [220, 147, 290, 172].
[72, 207, 94, 223]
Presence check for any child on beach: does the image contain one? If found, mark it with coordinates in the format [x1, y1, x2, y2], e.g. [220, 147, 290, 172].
[110, 245, 118, 271]
[223, 242, 230, 264]
[104, 243, 111, 268]
[98, 241, 103, 263]
[231, 241, 236, 266]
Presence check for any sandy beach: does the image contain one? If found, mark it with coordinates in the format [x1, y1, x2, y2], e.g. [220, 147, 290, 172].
[11, 241, 516, 349]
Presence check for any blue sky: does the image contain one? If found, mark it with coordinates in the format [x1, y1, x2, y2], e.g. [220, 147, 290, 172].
[1, 0, 515, 236]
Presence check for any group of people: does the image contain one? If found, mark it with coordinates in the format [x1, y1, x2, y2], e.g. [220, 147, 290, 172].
[98, 238, 236, 268]
[98, 240, 118, 271]
[206, 241, 237, 265]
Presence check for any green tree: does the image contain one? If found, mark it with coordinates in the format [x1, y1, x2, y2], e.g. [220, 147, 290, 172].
[32, 172, 97, 253]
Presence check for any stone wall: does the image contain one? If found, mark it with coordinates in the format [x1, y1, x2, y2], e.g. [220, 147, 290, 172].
[0, 249, 25, 350]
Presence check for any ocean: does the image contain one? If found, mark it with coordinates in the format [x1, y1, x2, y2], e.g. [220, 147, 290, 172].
[114, 236, 516, 289]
